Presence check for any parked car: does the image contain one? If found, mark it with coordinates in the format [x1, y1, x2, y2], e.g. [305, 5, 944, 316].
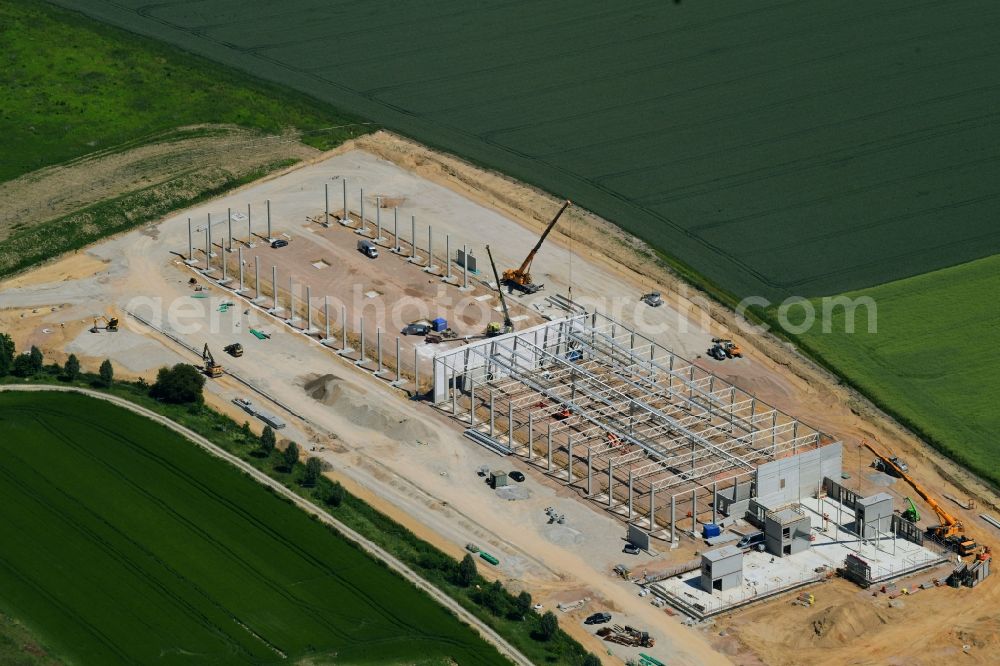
[357, 238, 379, 258]
[640, 292, 663, 307]
[584, 612, 612, 625]
[509, 471, 525, 482]
[271, 239, 288, 248]
[622, 542, 640, 555]
[737, 530, 765, 550]
[402, 323, 431, 336]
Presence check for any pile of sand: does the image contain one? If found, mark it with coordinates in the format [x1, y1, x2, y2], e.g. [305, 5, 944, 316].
[805, 602, 890, 647]
[303, 373, 433, 442]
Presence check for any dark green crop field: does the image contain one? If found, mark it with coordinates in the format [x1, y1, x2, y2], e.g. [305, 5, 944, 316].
[49, 0, 1000, 300]
[0, 391, 505, 665]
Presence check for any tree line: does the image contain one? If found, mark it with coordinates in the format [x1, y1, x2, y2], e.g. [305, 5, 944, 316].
[0, 332, 113, 385]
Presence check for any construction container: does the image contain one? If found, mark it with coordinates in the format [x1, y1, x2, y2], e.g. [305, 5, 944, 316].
[479, 552, 499, 566]
[490, 471, 508, 488]
[431, 317, 448, 332]
[702, 523, 722, 539]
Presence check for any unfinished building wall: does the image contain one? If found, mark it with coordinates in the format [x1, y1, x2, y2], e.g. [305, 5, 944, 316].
[756, 443, 842, 506]
[715, 481, 753, 518]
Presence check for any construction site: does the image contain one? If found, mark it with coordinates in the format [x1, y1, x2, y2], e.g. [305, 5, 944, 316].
[3, 133, 999, 666]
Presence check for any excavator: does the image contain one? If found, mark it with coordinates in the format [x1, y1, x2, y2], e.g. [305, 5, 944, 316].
[90, 316, 119, 333]
[860, 439, 977, 555]
[202, 343, 223, 378]
[502, 199, 571, 294]
[902, 497, 920, 523]
[485, 245, 514, 337]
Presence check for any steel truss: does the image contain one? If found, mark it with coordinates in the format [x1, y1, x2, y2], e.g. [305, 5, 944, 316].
[433, 314, 828, 540]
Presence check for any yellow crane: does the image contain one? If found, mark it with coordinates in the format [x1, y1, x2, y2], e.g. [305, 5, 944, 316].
[860, 439, 976, 555]
[502, 199, 571, 293]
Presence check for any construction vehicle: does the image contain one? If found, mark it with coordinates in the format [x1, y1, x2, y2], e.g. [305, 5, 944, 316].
[90, 316, 119, 333]
[860, 440, 977, 555]
[202, 344, 223, 378]
[485, 245, 514, 336]
[502, 199, 571, 293]
[223, 343, 243, 357]
[902, 497, 920, 523]
[707, 343, 727, 361]
[597, 625, 654, 648]
[712, 337, 742, 358]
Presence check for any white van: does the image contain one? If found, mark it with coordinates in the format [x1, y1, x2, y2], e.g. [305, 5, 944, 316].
[357, 239, 379, 258]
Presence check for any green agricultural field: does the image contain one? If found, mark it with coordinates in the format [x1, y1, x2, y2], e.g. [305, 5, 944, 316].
[49, 0, 1000, 300]
[0, 391, 506, 666]
[0, 0, 368, 182]
[798, 255, 1000, 486]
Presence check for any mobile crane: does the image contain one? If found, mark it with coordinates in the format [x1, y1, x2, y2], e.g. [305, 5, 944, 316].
[202, 344, 223, 378]
[502, 199, 571, 294]
[485, 245, 514, 337]
[860, 439, 977, 555]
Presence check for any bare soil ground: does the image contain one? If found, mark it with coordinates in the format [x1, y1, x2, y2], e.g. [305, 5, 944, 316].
[0, 124, 318, 241]
[2, 131, 998, 666]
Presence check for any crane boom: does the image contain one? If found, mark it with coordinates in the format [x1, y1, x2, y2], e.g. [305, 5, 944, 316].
[502, 199, 571, 292]
[860, 439, 960, 535]
[485, 245, 513, 334]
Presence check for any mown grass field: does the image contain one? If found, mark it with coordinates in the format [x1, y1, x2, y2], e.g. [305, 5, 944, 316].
[50, 0, 1000, 300]
[799, 255, 1000, 485]
[0, 391, 506, 665]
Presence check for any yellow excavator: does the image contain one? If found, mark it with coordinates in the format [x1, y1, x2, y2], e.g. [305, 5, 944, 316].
[202, 344, 223, 378]
[90, 316, 119, 333]
[485, 245, 514, 337]
[502, 200, 571, 293]
[860, 439, 977, 555]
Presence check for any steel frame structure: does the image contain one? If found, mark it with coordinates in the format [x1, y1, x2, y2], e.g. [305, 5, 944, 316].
[433, 313, 828, 542]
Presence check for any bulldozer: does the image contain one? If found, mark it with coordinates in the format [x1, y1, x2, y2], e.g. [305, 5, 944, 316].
[223, 343, 244, 357]
[202, 344, 223, 378]
[502, 200, 571, 293]
[90, 316, 119, 333]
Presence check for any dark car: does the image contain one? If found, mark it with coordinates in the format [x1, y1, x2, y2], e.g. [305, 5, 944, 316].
[271, 239, 289, 249]
[509, 471, 525, 483]
[402, 323, 431, 336]
[622, 543, 640, 555]
[584, 612, 611, 625]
